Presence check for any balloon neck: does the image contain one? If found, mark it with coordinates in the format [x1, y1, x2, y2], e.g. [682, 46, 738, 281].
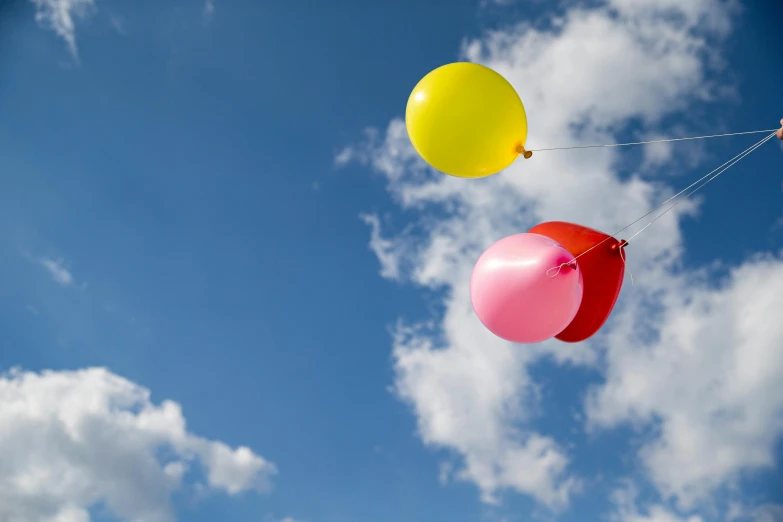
[611, 240, 628, 251]
[516, 144, 533, 159]
[558, 260, 577, 273]
[546, 260, 577, 278]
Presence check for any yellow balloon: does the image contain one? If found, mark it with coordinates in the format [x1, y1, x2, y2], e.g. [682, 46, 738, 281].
[405, 62, 529, 178]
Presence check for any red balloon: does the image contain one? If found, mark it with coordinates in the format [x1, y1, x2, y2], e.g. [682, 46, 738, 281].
[527, 221, 626, 343]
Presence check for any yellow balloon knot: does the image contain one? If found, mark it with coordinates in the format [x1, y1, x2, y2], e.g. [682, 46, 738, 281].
[516, 145, 533, 159]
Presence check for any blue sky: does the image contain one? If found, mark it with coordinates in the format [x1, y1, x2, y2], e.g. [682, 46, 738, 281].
[0, 1, 782, 522]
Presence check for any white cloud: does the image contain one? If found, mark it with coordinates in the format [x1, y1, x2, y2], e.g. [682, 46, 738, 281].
[727, 503, 783, 522]
[360, 214, 403, 281]
[0, 367, 276, 522]
[37, 257, 74, 286]
[611, 482, 704, 522]
[28, 0, 96, 59]
[587, 254, 783, 510]
[334, 147, 355, 167]
[392, 319, 579, 507]
[341, 0, 782, 516]
[642, 139, 674, 169]
[748, 505, 783, 522]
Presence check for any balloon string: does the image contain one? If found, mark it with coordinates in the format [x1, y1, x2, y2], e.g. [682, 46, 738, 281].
[545, 132, 777, 278]
[619, 246, 633, 286]
[623, 132, 777, 244]
[529, 128, 778, 153]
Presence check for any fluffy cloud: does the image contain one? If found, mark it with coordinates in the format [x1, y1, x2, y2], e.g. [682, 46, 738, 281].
[588, 253, 783, 509]
[339, 0, 782, 516]
[0, 367, 276, 522]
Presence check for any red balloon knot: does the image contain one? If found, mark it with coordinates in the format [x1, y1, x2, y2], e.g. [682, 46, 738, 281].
[611, 240, 628, 251]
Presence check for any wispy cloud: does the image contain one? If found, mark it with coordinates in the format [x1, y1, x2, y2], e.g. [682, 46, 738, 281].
[203, 0, 215, 23]
[109, 12, 127, 36]
[37, 257, 74, 286]
[360, 213, 403, 281]
[22, 250, 83, 288]
[28, 0, 96, 60]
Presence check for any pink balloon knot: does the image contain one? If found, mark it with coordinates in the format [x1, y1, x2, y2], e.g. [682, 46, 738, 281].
[546, 260, 577, 278]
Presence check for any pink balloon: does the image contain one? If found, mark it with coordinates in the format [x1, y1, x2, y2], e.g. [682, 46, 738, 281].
[470, 233, 584, 344]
